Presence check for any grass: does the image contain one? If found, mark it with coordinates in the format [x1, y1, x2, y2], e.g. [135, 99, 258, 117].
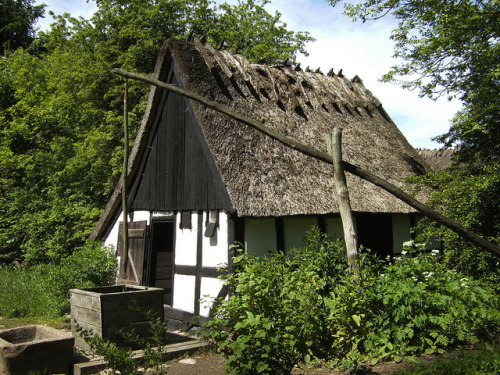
[0, 316, 70, 330]
[0, 266, 58, 318]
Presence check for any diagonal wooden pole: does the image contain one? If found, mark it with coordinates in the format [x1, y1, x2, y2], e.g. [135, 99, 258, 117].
[112, 68, 500, 259]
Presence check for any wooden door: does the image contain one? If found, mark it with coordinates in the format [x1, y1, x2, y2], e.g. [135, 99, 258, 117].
[117, 221, 148, 285]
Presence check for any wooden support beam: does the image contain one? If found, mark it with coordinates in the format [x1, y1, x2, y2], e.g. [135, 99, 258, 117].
[112, 68, 500, 259]
[120, 80, 129, 279]
[331, 128, 358, 271]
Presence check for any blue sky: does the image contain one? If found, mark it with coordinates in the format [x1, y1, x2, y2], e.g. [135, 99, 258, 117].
[35, 0, 462, 148]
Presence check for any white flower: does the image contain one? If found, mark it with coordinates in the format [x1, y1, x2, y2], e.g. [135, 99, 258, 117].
[431, 250, 440, 256]
[401, 250, 408, 255]
[403, 241, 414, 247]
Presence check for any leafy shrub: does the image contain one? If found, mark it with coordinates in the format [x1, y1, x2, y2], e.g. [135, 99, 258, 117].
[40, 241, 117, 315]
[205, 227, 500, 373]
[0, 241, 116, 318]
[363, 253, 500, 363]
[409, 165, 500, 290]
[205, 229, 362, 374]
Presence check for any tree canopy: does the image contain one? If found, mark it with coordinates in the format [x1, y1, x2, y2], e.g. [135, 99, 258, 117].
[0, 0, 313, 264]
[0, 0, 45, 54]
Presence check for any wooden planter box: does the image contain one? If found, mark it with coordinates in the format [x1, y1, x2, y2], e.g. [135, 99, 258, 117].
[70, 285, 163, 349]
[0, 325, 74, 375]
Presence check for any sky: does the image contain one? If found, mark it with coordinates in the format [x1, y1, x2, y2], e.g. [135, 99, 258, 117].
[34, 0, 462, 149]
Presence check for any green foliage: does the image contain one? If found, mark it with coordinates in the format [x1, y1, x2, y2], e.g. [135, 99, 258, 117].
[212, 0, 312, 64]
[0, 0, 313, 265]
[205, 228, 500, 373]
[0, 0, 46, 54]
[0, 264, 56, 317]
[363, 253, 500, 363]
[205, 229, 348, 374]
[0, 242, 116, 318]
[39, 241, 118, 315]
[78, 310, 169, 374]
[398, 346, 500, 375]
[408, 164, 500, 287]
[78, 329, 139, 375]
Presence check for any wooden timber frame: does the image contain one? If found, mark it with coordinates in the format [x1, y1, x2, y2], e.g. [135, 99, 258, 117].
[112, 68, 500, 259]
[119, 80, 130, 283]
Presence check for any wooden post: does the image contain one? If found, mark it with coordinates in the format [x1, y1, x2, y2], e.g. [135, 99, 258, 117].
[120, 80, 129, 279]
[331, 128, 358, 271]
[112, 68, 500, 259]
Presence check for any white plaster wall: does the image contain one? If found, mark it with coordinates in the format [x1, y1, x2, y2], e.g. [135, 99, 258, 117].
[325, 217, 344, 239]
[199, 277, 225, 317]
[245, 218, 277, 257]
[202, 211, 229, 268]
[174, 211, 198, 266]
[172, 274, 196, 313]
[283, 216, 318, 251]
[392, 214, 412, 254]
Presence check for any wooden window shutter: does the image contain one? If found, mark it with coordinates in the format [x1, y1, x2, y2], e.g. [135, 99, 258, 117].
[204, 210, 219, 237]
[117, 220, 148, 285]
[180, 211, 191, 229]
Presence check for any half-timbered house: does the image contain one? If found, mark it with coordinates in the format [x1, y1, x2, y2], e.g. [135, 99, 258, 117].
[90, 38, 431, 322]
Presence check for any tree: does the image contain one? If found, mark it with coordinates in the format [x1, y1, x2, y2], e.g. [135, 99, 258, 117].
[328, 0, 499, 281]
[0, 0, 46, 54]
[0, 0, 313, 264]
[329, 0, 499, 161]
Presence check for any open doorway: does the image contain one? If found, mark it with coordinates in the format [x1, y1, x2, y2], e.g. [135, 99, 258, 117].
[150, 221, 174, 306]
[357, 214, 393, 260]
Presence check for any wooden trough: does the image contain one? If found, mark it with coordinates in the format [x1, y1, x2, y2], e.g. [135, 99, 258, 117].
[70, 285, 163, 350]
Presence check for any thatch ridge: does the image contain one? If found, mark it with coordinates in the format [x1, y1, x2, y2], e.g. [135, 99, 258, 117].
[417, 148, 456, 170]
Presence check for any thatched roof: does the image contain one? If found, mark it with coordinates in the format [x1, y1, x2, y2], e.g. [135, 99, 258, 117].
[91, 38, 431, 240]
[417, 148, 455, 171]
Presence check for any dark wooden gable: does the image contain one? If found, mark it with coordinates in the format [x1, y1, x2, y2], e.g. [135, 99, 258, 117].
[128, 65, 233, 213]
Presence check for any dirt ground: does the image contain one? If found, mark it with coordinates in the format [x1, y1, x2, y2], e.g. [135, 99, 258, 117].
[163, 351, 450, 375]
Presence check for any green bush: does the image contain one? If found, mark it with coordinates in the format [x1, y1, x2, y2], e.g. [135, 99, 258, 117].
[41, 241, 117, 315]
[205, 229, 362, 374]
[205, 228, 500, 373]
[363, 253, 500, 363]
[0, 241, 117, 318]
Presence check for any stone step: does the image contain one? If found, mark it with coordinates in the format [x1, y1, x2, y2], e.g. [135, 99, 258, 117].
[73, 339, 210, 375]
